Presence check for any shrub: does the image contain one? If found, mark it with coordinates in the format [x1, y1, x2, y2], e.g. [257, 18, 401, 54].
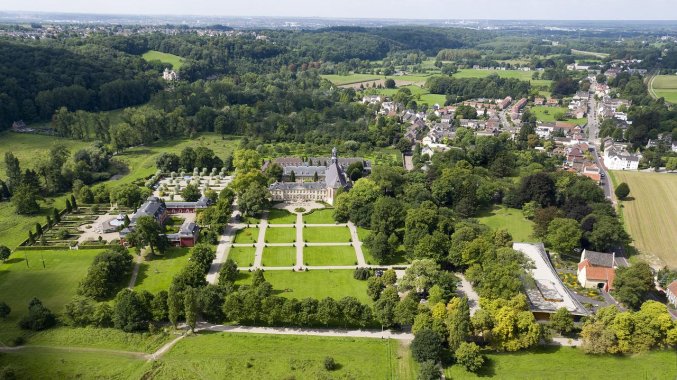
[0, 302, 11, 319]
[417, 360, 440, 380]
[353, 268, 372, 280]
[18, 298, 56, 331]
[324, 356, 337, 371]
[615, 182, 630, 200]
[455, 342, 485, 372]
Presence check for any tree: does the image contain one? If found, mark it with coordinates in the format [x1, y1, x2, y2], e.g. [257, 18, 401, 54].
[333, 178, 380, 226]
[0, 246, 10, 262]
[237, 184, 270, 217]
[181, 183, 201, 202]
[113, 289, 151, 332]
[549, 307, 574, 334]
[384, 78, 396, 89]
[613, 262, 655, 310]
[233, 149, 261, 173]
[218, 259, 239, 285]
[156, 153, 180, 172]
[417, 361, 440, 380]
[63, 296, 96, 327]
[324, 356, 337, 371]
[168, 284, 183, 328]
[374, 286, 400, 328]
[4, 152, 22, 193]
[546, 218, 581, 255]
[411, 329, 443, 362]
[11, 184, 40, 215]
[151, 291, 169, 322]
[179, 147, 197, 171]
[184, 287, 199, 333]
[446, 297, 470, 351]
[18, 297, 56, 331]
[455, 342, 485, 372]
[395, 295, 419, 326]
[134, 215, 166, 255]
[78, 246, 133, 300]
[0, 302, 11, 319]
[615, 182, 630, 200]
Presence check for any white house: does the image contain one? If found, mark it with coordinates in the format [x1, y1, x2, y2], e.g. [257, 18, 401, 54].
[577, 249, 617, 292]
[667, 280, 677, 308]
[603, 143, 641, 170]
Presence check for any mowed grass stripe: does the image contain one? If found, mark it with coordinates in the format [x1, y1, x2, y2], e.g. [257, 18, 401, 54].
[614, 171, 677, 267]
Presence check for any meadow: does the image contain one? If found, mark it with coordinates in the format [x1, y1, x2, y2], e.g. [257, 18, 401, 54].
[148, 333, 407, 380]
[444, 346, 677, 379]
[304, 246, 357, 266]
[0, 249, 103, 343]
[142, 50, 185, 70]
[476, 206, 535, 242]
[612, 171, 677, 268]
[303, 226, 352, 242]
[262, 246, 296, 267]
[236, 270, 370, 303]
[27, 326, 173, 353]
[650, 74, 677, 103]
[133, 247, 191, 293]
[530, 106, 586, 125]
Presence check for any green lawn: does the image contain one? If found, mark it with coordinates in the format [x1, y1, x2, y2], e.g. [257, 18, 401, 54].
[262, 246, 297, 267]
[304, 246, 357, 266]
[234, 227, 259, 244]
[444, 347, 677, 379]
[142, 50, 185, 70]
[0, 347, 147, 379]
[265, 227, 296, 243]
[356, 227, 372, 241]
[531, 106, 586, 125]
[151, 333, 404, 379]
[227, 247, 256, 267]
[321, 74, 381, 85]
[27, 327, 173, 353]
[236, 270, 370, 303]
[303, 226, 351, 243]
[134, 248, 190, 293]
[303, 208, 337, 224]
[362, 244, 410, 266]
[651, 74, 677, 103]
[0, 193, 73, 249]
[476, 206, 535, 242]
[0, 249, 104, 343]
[267, 209, 297, 224]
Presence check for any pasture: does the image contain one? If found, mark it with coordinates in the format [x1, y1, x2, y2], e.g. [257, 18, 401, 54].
[444, 346, 676, 380]
[133, 247, 191, 293]
[236, 270, 370, 303]
[650, 75, 677, 103]
[476, 206, 535, 242]
[0, 132, 91, 178]
[142, 50, 185, 70]
[150, 333, 405, 380]
[612, 171, 677, 268]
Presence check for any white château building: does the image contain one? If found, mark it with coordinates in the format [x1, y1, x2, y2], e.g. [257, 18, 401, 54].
[268, 148, 355, 205]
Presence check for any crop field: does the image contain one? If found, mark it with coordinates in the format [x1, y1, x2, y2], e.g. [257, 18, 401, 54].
[612, 171, 677, 268]
[444, 347, 676, 379]
[571, 49, 610, 59]
[477, 206, 535, 242]
[530, 106, 586, 125]
[0, 249, 104, 343]
[133, 248, 191, 293]
[142, 50, 185, 70]
[236, 270, 370, 303]
[149, 333, 406, 380]
[650, 75, 677, 103]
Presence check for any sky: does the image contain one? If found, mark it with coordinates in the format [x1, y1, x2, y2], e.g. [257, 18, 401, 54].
[1, 0, 676, 20]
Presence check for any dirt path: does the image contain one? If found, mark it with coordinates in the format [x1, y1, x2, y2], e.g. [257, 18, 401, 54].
[127, 255, 143, 289]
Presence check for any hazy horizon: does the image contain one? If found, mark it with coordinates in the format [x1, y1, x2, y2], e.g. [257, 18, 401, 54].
[2, 0, 677, 21]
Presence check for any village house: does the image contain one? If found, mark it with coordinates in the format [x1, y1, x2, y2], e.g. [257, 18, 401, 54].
[603, 140, 641, 170]
[546, 98, 559, 107]
[510, 98, 528, 120]
[534, 97, 545, 106]
[361, 95, 383, 105]
[666, 280, 677, 308]
[498, 96, 512, 110]
[577, 249, 618, 292]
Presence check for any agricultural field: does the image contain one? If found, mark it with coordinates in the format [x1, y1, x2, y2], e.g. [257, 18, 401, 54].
[228, 247, 256, 267]
[477, 206, 535, 242]
[236, 270, 370, 303]
[303, 226, 351, 243]
[304, 246, 357, 266]
[612, 171, 677, 268]
[148, 333, 407, 380]
[142, 50, 185, 70]
[650, 74, 677, 103]
[233, 227, 259, 244]
[444, 347, 677, 380]
[262, 246, 296, 267]
[133, 248, 191, 293]
[0, 249, 104, 343]
[264, 227, 296, 243]
[303, 208, 336, 224]
[530, 106, 587, 125]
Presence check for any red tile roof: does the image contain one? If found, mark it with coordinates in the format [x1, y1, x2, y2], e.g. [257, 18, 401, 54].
[578, 260, 616, 290]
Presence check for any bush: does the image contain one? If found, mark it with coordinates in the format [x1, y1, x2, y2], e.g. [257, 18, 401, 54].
[615, 182, 630, 200]
[353, 268, 372, 280]
[417, 360, 440, 380]
[18, 298, 56, 331]
[324, 356, 337, 371]
[0, 302, 11, 319]
[455, 342, 484, 372]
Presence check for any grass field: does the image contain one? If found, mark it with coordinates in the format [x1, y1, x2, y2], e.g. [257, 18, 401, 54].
[267, 208, 297, 224]
[0, 193, 73, 249]
[0, 347, 147, 379]
[149, 333, 405, 379]
[444, 346, 676, 379]
[304, 246, 357, 266]
[234, 227, 259, 244]
[530, 106, 586, 125]
[265, 227, 296, 243]
[612, 171, 677, 268]
[134, 248, 190, 293]
[650, 75, 677, 103]
[303, 209, 336, 224]
[304, 226, 351, 243]
[477, 206, 535, 242]
[236, 270, 370, 303]
[0, 249, 103, 343]
[321, 74, 381, 85]
[27, 327, 172, 353]
[142, 50, 185, 70]
[453, 69, 552, 88]
[227, 247, 256, 267]
[262, 246, 297, 267]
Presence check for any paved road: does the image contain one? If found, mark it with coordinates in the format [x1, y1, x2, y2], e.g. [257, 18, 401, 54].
[206, 204, 242, 284]
[590, 146, 612, 200]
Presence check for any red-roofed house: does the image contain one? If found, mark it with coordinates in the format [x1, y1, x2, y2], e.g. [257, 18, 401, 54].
[577, 249, 617, 292]
[667, 280, 677, 308]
